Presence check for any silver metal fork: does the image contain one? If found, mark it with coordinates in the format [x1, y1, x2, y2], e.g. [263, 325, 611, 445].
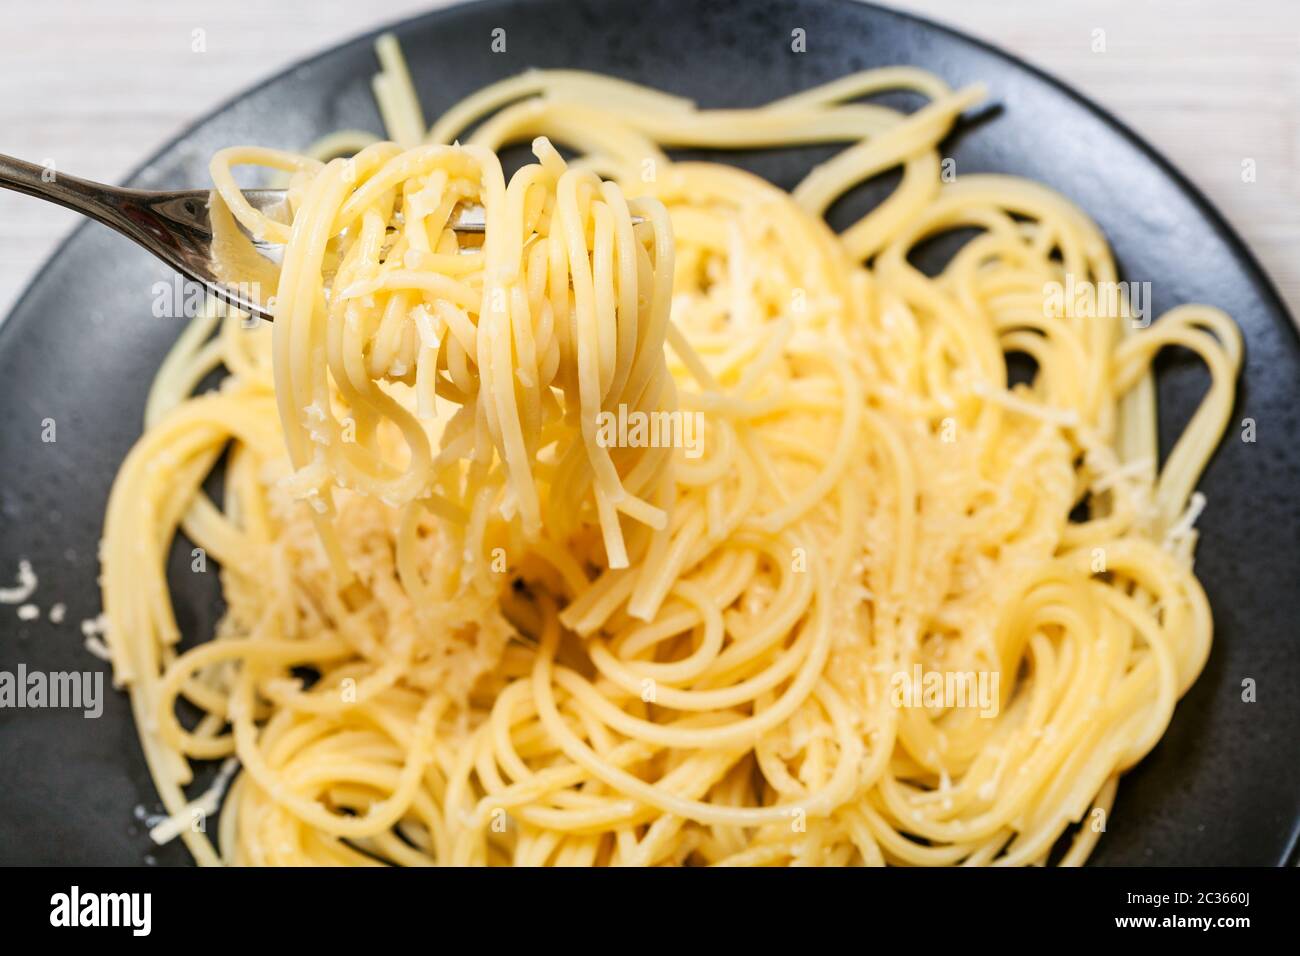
[0, 152, 494, 323]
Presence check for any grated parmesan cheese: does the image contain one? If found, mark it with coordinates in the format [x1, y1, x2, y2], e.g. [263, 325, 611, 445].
[81, 613, 112, 661]
[148, 758, 240, 846]
[1165, 491, 1208, 548]
[0, 559, 37, 604]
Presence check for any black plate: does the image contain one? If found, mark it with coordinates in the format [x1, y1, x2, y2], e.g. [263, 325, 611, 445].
[1, 0, 1297, 866]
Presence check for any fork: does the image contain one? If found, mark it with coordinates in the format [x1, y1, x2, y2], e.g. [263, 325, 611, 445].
[0, 152, 497, 323]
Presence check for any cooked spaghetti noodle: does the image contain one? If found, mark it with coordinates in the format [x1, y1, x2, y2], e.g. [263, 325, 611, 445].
[100, 35, 1241, 866]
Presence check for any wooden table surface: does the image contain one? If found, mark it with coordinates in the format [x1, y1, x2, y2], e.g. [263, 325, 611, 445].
[2, 0, 1297, 325]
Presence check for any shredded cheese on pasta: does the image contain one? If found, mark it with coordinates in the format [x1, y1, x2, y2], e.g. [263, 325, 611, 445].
[98, 36, 1241, 867]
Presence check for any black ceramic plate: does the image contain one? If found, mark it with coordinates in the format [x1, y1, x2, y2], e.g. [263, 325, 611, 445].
[1, 0, 1297, 866]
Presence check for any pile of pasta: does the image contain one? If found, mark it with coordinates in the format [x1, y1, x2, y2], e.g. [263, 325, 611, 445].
[100, 36, 1240, 865]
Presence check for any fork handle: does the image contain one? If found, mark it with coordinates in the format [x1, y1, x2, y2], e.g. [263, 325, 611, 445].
[0, 153, 144, 236]
[0, 152, 219, 275]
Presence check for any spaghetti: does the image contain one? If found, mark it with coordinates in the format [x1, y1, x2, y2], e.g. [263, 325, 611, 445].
[99, 35, 1241, 866]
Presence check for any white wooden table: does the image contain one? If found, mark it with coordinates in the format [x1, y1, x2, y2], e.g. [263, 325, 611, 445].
[3, 0, 1297, 323]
